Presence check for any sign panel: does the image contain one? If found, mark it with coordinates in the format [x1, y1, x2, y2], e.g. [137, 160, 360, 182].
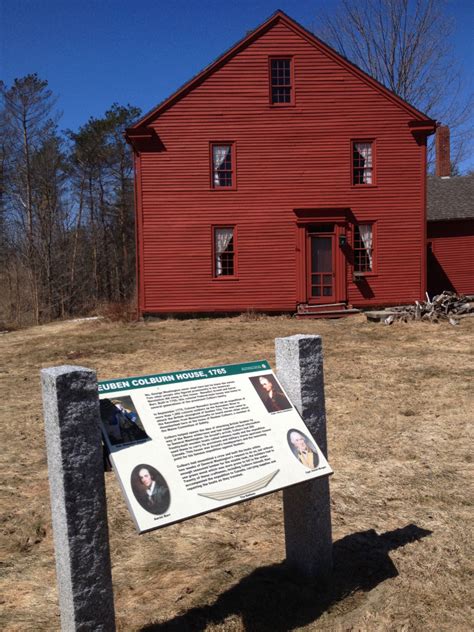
[98, 361, 332, 533]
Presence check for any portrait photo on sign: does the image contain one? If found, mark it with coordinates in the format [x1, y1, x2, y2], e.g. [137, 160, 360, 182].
[249, 374, 292, 413]
[287, 429, 320, 470]
[99, 396, 150, 447]
[131, 464, 171, 515]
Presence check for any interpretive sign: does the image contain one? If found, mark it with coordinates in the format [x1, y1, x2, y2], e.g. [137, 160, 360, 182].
[98, 360, 332, 533]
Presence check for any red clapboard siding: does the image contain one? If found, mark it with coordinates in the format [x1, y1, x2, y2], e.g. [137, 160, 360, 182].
[129, 12, 434, 315]
[427, 220, 474, 296]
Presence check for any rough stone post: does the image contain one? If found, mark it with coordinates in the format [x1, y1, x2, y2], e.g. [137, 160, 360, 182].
[275, 335, 333, 581]
[41, 366, 115, 632]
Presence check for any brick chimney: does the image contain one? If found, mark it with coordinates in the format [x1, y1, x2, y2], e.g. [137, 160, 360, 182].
[435, 125, 450, 177]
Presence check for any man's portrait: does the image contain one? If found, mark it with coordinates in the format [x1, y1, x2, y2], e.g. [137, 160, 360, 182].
[131, 464, 170, 515]
[287, 429, 319, 469]
[100, 396, 150, 446]
[249, 373, 292, 413]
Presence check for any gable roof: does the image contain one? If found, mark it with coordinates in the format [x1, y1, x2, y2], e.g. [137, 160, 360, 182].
[128, 9, 434, 133]
[427, 175, 474, 221]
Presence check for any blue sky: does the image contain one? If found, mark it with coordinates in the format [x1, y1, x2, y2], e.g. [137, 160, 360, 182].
[2, 0, 473, 166]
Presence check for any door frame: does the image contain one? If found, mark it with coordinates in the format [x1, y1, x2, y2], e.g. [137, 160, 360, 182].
[294, 209, 349, 305]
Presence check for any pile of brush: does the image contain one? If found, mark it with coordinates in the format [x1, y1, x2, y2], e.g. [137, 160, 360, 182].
[368, 292, 474, 325]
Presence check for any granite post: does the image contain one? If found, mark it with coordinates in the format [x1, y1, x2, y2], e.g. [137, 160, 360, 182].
[275, 335, 333, 581]
[41, 366, 115, 632]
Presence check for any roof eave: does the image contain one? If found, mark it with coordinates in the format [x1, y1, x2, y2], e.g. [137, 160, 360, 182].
[408, 119, 437, 134]
[428, 216, 473, 222]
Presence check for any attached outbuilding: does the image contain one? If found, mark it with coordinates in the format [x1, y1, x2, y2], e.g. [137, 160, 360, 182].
[126, 10, 436, 317]
[427, 175, 474, 296]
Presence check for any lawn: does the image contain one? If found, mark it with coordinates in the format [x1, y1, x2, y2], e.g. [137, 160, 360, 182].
[0, 314, 472, 631]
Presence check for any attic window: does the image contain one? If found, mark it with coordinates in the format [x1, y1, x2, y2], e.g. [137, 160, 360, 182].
[270, 58, 293, 105]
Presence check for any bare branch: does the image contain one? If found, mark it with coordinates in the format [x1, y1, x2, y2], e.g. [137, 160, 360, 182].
[315, 0, 473, 171]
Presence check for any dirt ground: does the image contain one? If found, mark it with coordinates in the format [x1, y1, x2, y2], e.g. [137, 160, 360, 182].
[0, 314, 473, 631]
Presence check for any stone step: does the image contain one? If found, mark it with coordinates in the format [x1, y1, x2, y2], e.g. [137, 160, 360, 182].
[296, 308, 360, 319]
[297, 302, 347, 314]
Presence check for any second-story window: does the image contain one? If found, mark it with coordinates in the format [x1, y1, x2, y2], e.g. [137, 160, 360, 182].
[211, 144, 234, 188]
[352, 141, 374, 185]
[270, 58, 292, 105]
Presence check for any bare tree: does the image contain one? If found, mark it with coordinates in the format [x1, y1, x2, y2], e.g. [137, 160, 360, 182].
[104, 103, 141, 299]
[67, 103, 140, 309]
[0, 106, 7, 267]
[30, 134, 68, 319]
[315, 0, 473, 170]
[1, 74, 59, 322]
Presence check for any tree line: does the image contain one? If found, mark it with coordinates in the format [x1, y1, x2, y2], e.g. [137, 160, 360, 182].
[1, 74, 140, 327]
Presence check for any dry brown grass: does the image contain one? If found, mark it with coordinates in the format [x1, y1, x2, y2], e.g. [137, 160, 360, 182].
[0, 314, 473, 631]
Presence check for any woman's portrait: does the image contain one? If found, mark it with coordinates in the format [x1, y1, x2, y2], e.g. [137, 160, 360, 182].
[250, 374, 292, 413]
[131, 464, 170, 515]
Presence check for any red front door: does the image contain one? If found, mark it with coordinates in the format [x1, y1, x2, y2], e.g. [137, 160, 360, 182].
[307, 230, 336, 303]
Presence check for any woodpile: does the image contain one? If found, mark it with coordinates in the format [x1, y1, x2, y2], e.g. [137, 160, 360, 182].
[366, 292, 474, 325]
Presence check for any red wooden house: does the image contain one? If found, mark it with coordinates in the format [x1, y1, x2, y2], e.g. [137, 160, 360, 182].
[126, 10, 436, 317]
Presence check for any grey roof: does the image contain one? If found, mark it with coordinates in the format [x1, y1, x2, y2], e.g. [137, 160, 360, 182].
[427, 175, 474, 221]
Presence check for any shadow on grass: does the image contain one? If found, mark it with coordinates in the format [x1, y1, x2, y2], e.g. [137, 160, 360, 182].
[141, 523, 432, 631]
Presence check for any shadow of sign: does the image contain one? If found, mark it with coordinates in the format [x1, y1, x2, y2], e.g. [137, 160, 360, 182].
[141, 523, 432, 632]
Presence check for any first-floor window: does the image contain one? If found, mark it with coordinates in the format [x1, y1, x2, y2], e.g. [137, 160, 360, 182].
[214, 227, 235, 276]
[353, 224, 374, 273]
